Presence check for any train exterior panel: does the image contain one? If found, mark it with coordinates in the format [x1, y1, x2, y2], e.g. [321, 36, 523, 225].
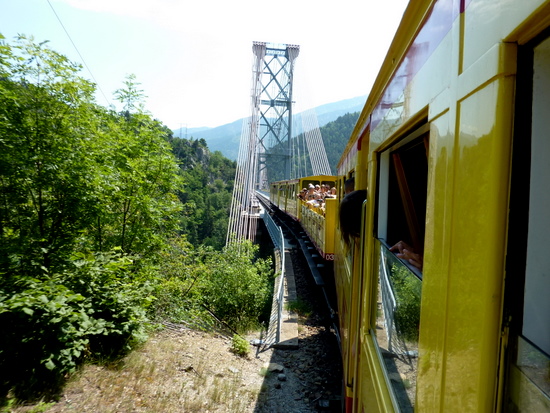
[331, 0, 550, 412]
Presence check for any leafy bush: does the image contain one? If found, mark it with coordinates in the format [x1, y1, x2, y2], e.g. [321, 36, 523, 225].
[150, 239, 273, 334]
[0, 279, 91, 401]
[391, 264, 422, 343]
[66, 251, 150, 359]
[0, 251, 150, 403]
[230, 334, 250, 357]
[199, 241, 273, 333]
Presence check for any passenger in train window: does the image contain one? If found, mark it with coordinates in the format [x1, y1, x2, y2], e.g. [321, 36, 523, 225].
[325, 187, 337, 199]
[390, 240, 423, 270]
[307, 192, 323, 207]
[306, 184, 316, 200]
[339, 189, 367, 246]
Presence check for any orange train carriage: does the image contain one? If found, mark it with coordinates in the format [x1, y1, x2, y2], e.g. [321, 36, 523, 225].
[269, 0, 550, 411]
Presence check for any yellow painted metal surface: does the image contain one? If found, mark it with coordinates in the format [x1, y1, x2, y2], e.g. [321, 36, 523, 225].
[334, 236, 353, 390]
[331, 0, 549, 411]
[324, 198, 337, 259]
[463, 0, 548, 70]
[267, 1, 550, 411]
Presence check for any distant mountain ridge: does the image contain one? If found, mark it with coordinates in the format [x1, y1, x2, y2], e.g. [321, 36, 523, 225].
[172, 95, 367, 160]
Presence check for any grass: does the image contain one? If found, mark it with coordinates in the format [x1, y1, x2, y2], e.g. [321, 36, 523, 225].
[286, 298, 312, 317]
[5, 329, 264, 413]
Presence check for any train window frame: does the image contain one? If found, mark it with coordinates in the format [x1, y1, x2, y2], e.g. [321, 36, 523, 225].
[376, 123, 429, 277]
[371, 122, 429, 412]
[504, 31, 550, 407]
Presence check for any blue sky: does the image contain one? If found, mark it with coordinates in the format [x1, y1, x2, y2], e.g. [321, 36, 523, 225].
[1, 0, 409, 129]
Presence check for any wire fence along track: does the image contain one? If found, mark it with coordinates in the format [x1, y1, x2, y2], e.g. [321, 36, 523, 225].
[261, 209, 286, 346]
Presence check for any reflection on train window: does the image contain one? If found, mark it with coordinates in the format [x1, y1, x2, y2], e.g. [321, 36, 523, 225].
[376, 240, 421, 413]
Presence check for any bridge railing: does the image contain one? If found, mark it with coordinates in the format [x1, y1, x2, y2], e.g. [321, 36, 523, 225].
[261, 203, 286, 344]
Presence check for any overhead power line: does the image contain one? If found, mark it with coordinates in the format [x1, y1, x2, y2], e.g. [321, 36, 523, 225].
[46, 0, 111, 106]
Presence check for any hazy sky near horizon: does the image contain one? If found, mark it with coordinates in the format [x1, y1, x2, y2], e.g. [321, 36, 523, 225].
[1, 0, 409, 129]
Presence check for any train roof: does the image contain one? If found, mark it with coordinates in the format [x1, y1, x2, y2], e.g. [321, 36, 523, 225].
[338, 0, 432, 170]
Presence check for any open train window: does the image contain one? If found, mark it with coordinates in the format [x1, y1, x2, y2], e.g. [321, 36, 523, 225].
[377, 123, 429, 276]
[373, 123, 429, 412]
[504, 33, 550, 410]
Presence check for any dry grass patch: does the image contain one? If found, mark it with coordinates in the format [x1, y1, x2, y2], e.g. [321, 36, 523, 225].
[9, 328, 268, 413]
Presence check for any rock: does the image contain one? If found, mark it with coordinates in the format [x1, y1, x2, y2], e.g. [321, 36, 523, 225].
[388, 372, 407, 382]
[277, 374, 287, 381]
[265, 363, 284, 373]
[274, 382, 282, 389]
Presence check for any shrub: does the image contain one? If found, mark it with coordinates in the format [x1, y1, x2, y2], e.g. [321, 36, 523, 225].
[0, 251, 151, 403]
[0, 279, 92, 401]
[200, 241, 273, 333]
[65, 251, 150, 359]
[230, 334, 250, 357]
[391, 264, 422, 343]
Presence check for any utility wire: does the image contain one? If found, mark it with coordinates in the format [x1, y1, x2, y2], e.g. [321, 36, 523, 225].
[46, 0, 111, 106]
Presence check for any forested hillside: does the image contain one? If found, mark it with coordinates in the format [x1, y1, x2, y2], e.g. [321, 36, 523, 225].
[167, 137, 236, 249]
[0, 35, 271, 406]
[265, 111, 360, 182]
[322, 112, 360, 173]
[175, 96, 366, 160]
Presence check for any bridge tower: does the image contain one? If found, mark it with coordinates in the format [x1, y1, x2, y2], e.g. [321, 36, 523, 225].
[226, 42, 299, 245]
[253, 42, 300, 187]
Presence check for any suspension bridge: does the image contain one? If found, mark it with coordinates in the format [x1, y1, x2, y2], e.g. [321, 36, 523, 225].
[226, 41, 332, 245]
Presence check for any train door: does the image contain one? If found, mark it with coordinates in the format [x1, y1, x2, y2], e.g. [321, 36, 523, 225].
[357, 123, 428, 413]
[503, 33, 550, 412]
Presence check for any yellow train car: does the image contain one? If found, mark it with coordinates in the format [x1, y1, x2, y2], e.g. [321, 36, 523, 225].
[270, 178, 300, 220]
[270, 175, 338, 260]
[334, 0, 550, 412]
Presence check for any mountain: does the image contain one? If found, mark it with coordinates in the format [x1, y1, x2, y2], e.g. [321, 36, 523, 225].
[172, 95, 367, 160]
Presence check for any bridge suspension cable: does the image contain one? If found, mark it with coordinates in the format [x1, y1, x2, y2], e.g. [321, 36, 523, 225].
[300, 109, 332, 176]
[226, 42, 267, 246]
[227, 41, 333, 245]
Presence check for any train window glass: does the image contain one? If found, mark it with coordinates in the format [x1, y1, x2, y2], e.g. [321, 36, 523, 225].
[374, 124, 428, 412]
[376, 240, 421, 412]
[505, 35, 550, 409]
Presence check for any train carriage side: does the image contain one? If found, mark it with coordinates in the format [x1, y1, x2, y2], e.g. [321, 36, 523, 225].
[333, 131, 367, 413]
[298, 176, 338, 260]
[269, 178, 300, 220]
[335, 0, 550, 412]
[269, 176, 337, 260]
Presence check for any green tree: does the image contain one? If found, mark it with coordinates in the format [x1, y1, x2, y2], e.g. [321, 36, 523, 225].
[0, 35, 184, 401]
[0, 35, 102, 275]
[167, 137, 235, 249]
